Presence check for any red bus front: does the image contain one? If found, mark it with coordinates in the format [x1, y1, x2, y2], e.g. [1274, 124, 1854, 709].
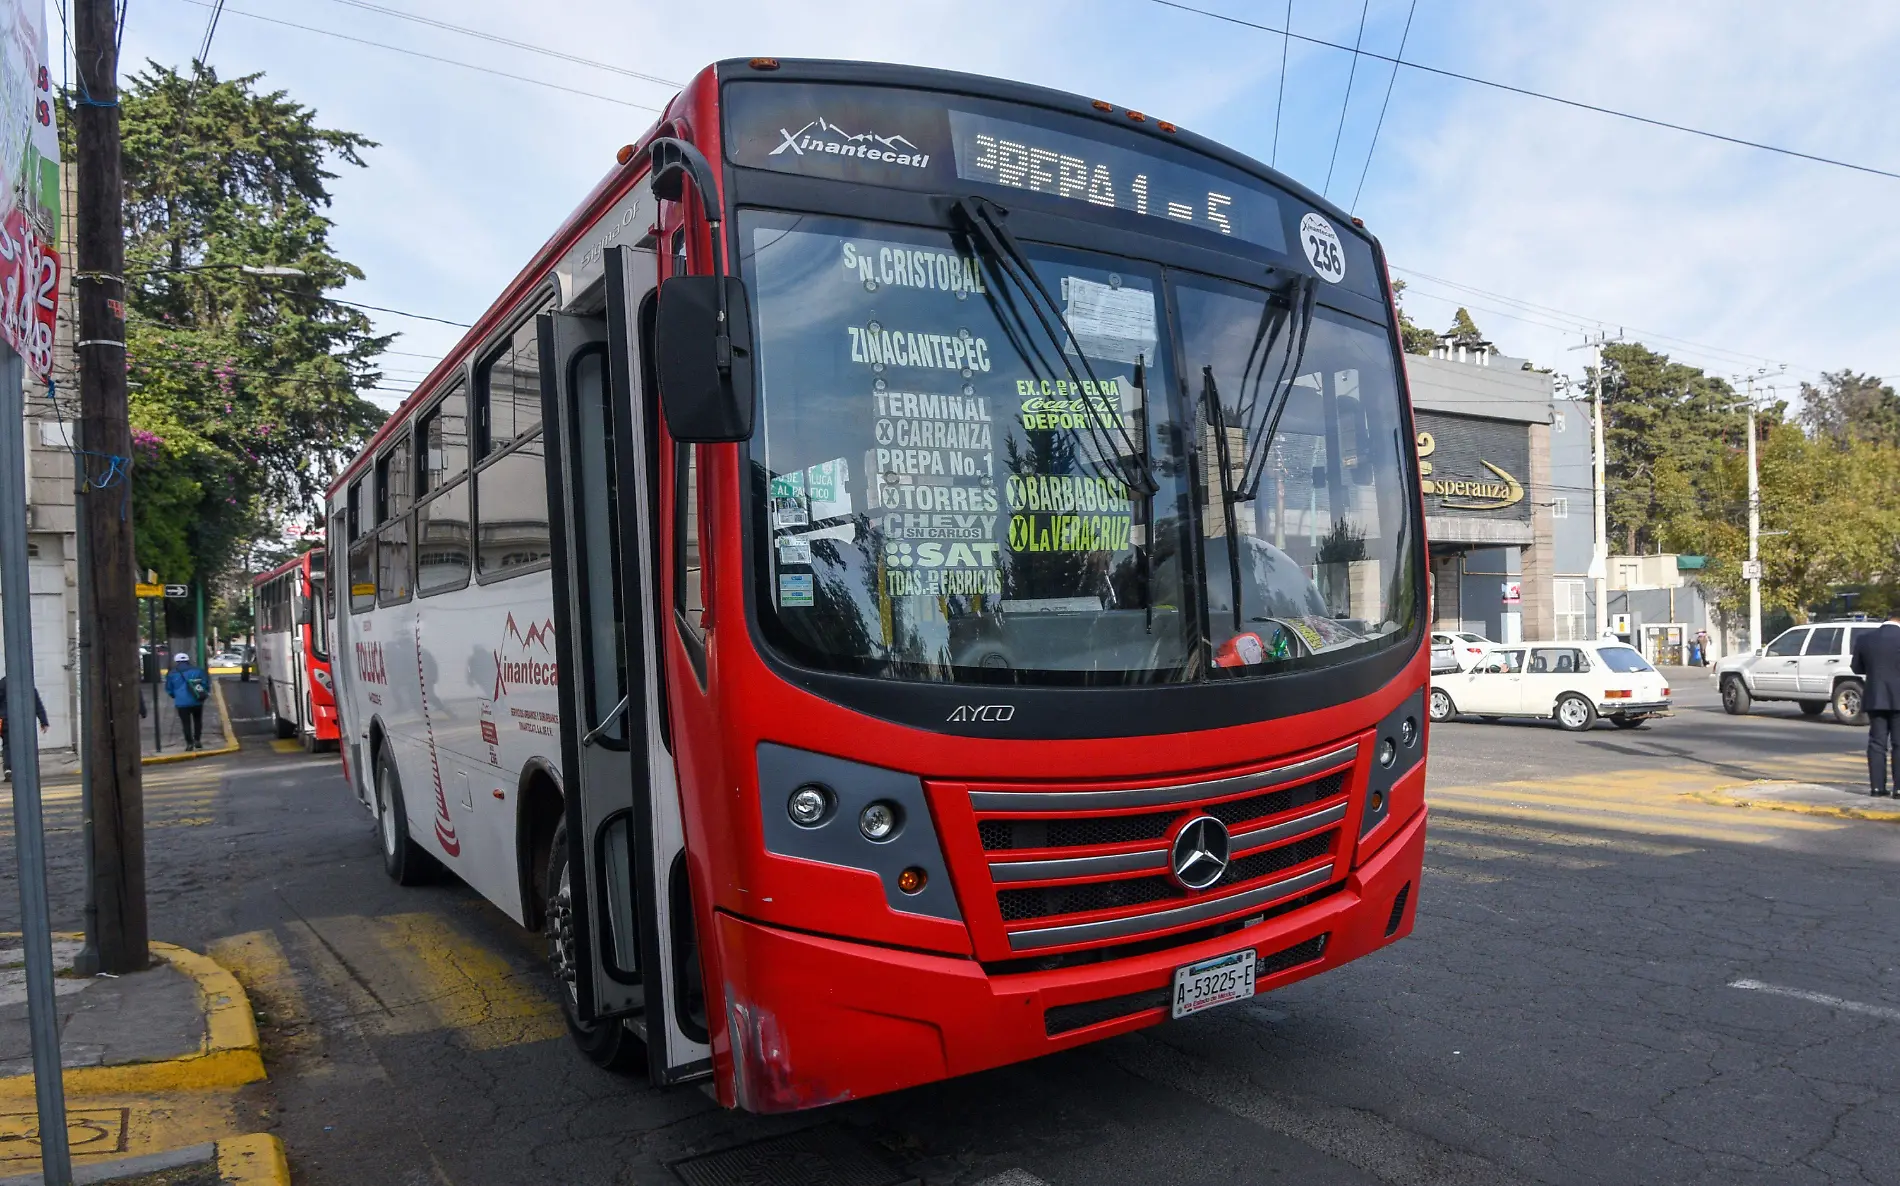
[630, 62, 1430, 1111]
[254, 550, 339, 747]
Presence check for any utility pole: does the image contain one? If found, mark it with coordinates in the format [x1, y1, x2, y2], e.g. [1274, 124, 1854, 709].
[74, 0, 149, 973]
[1567, 332, 1619, 637]
[1744, 382, 1760, 652]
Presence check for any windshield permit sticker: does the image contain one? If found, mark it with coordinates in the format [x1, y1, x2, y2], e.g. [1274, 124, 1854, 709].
[769, 115, 930, 169]
[1061, 276, 1157, 364]
[778, 572, 815, 608]
[1300, 213, 1346, 284]
[778, 537, 813, 567]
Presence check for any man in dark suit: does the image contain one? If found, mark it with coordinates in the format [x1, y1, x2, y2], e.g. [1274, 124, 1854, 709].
[1850, 610, 1900, 796]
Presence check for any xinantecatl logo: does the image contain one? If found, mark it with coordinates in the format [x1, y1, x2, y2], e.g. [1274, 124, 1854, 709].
[771, 116, 930, 168]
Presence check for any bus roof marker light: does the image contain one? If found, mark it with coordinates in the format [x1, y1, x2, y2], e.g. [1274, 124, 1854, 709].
[615, 144, 636, 166]
[1091, 100, 1113, 112]
[749, 57, 780, 70]
[1126, 111, 1147, 122]
[1157, 121, 1178, 133]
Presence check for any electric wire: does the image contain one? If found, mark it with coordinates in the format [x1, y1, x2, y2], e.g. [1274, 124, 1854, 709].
[1270, 0, 1291, 167]
[168, 0, 663, 112]
[194, 0, 224, 64]
[317, 0, 683, 90]
[1322, 0, 1371, 197]
[1149, 0, 1900, 181]
[1350, 0, 1418, 212]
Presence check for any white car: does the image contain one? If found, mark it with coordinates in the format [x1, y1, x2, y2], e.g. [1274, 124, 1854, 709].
[1428, 640, 1672, 732]
[1431, 630, 1494, 673]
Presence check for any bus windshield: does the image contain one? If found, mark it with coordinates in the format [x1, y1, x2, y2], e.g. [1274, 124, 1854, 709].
[741, 208, 1416, 685]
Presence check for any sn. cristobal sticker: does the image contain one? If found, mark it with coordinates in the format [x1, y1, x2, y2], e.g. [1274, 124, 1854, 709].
[1299, 212, 1346, 284]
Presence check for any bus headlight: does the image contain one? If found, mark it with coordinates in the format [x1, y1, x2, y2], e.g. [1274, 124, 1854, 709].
[312, 667, 333, 694]
[787, 784, 831, 827]
[858, 801, 900, 841]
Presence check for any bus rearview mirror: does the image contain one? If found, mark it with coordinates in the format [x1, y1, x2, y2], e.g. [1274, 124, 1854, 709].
[293, 593, 312, 626]
[655, 275, 754, 443]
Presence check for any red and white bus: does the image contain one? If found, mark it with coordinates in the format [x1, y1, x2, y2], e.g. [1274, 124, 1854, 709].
[328, 57, 1429, 1112]
[254, 548, 339, 750]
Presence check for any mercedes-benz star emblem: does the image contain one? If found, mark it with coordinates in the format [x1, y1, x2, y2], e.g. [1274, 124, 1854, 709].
[1169, 815, 1231, 891]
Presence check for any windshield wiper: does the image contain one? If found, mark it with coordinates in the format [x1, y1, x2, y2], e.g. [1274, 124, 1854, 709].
[1200, 277, 1317, 641]
[952, 196, 1157, 498]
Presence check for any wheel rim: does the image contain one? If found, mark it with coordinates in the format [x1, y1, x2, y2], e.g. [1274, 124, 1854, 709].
[1841, 688, 1861, 717]
[1559, 699, 1589, 728]
[547, 861, 579, 1008]
[378, 767, 398, 855]
[1723, 683, 1739, 709]
[1430, 690, 1451, 720]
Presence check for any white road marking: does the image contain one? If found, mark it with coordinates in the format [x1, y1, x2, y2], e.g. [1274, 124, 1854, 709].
[1729, 979, 1900, 1023]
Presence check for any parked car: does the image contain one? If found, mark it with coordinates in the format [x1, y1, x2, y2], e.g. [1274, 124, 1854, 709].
[1431, 630, 1494, 673]
[208, 651, 245, 668]
[1429, 640, 1671, 732]
[1711, 621, 1875, 724]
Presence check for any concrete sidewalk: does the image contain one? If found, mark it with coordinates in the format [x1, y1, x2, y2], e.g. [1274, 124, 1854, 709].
[1694, 778, 1900, 822]
[0, 939, 282, 1183]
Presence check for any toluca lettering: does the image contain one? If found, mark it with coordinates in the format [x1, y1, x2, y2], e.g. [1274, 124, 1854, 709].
[842, 242, 986, 294]
[847, 325, 991, 372]
[354, 640, 388, 685]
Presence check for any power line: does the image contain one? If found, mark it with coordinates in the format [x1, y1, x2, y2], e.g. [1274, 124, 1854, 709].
[319, 0, 683, 90]
[1270, 0, 1291, 167]
[194, 0, 224, 63]
[1350, 0, 1417, 213]
[1148, 0, 1900, 182]
[169, 0, 663, 112]
[325, 298, 472, 328]
[1322, 0, 1370, 197]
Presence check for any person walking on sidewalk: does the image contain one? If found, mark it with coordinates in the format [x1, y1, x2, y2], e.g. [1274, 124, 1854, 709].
[1850, 609, 1900, 797]
[165, 652, 211, 752]
[0, 674, 49, 781]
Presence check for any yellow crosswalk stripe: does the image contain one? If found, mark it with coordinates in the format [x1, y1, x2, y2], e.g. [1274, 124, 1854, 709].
[1431, 784, 1843, 831]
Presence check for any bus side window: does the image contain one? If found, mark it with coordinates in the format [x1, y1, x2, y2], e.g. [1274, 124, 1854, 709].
[479, 312, 548, 457]
[674, 442, 705, 644]
[377, 435, 414, 605]
[474, 429, 551, 578]
[419, 380, 469, 494]
[347, 478, 375, 613]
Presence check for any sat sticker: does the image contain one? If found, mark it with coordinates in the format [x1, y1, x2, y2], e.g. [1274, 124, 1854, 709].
[1300, 212, 1346, 284]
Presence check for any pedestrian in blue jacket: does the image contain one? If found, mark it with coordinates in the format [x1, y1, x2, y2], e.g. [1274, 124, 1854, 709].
[165, 653, 210, 751]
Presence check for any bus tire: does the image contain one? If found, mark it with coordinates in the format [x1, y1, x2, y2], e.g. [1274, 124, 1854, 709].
[545, 819, 641, 1072]
[375, 748, 433, 886]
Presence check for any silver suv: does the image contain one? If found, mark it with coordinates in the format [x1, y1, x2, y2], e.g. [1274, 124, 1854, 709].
[1713, 622, 1876, 724]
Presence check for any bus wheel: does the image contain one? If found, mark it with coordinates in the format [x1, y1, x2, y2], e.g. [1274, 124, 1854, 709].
[274, 714, 296, 740]
[544, 820, 641, 1072]
[375, 749, 433, 886]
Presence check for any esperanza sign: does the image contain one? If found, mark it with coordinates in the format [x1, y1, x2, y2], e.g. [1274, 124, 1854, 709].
[0, 0, 60, 377]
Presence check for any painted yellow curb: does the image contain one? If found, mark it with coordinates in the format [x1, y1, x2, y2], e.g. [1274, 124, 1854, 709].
[142, 677, 242, 765]
[217, 1133, 291, 1185]
[0, 940, 266, 1099]
[1689, 789, 1900, 824]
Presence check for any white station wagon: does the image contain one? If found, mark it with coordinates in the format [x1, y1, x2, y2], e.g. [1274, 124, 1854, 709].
[1428, 640, 1672, 731]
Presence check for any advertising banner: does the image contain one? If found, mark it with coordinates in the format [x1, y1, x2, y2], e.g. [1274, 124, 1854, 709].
[0, 0, 59, 376]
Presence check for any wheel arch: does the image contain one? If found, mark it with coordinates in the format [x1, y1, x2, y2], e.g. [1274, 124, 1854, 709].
[517, 757, 566, 931]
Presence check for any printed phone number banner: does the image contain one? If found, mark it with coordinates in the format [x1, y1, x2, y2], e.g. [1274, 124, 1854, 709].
[0, 0, 59, 376]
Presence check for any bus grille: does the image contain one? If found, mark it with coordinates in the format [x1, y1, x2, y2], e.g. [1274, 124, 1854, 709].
[961, 744, 1359, 955]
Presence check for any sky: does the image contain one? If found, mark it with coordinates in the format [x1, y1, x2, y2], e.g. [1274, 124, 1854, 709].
[103, 0, 1900, 412]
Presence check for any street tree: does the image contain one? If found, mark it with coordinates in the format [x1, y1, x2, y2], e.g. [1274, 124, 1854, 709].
[106, 63, 389, 586]
[1797, 369, 1900, 449]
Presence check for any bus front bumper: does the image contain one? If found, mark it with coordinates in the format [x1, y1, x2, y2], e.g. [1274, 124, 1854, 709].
[714, 805, 1426, 1113]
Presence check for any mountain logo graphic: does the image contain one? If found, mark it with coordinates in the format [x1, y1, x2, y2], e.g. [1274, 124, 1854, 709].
[493, 613, 559, 700]
[770, 116, 929, 169]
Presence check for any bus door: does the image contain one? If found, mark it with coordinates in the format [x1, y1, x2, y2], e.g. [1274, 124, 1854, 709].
[540, 242, 711, 1084]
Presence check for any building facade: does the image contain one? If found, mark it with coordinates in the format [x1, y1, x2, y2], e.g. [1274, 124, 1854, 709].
[1406, 343, 1556, 644]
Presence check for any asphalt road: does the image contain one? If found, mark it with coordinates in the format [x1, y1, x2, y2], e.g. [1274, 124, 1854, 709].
[6, 673, 1899, 1185]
